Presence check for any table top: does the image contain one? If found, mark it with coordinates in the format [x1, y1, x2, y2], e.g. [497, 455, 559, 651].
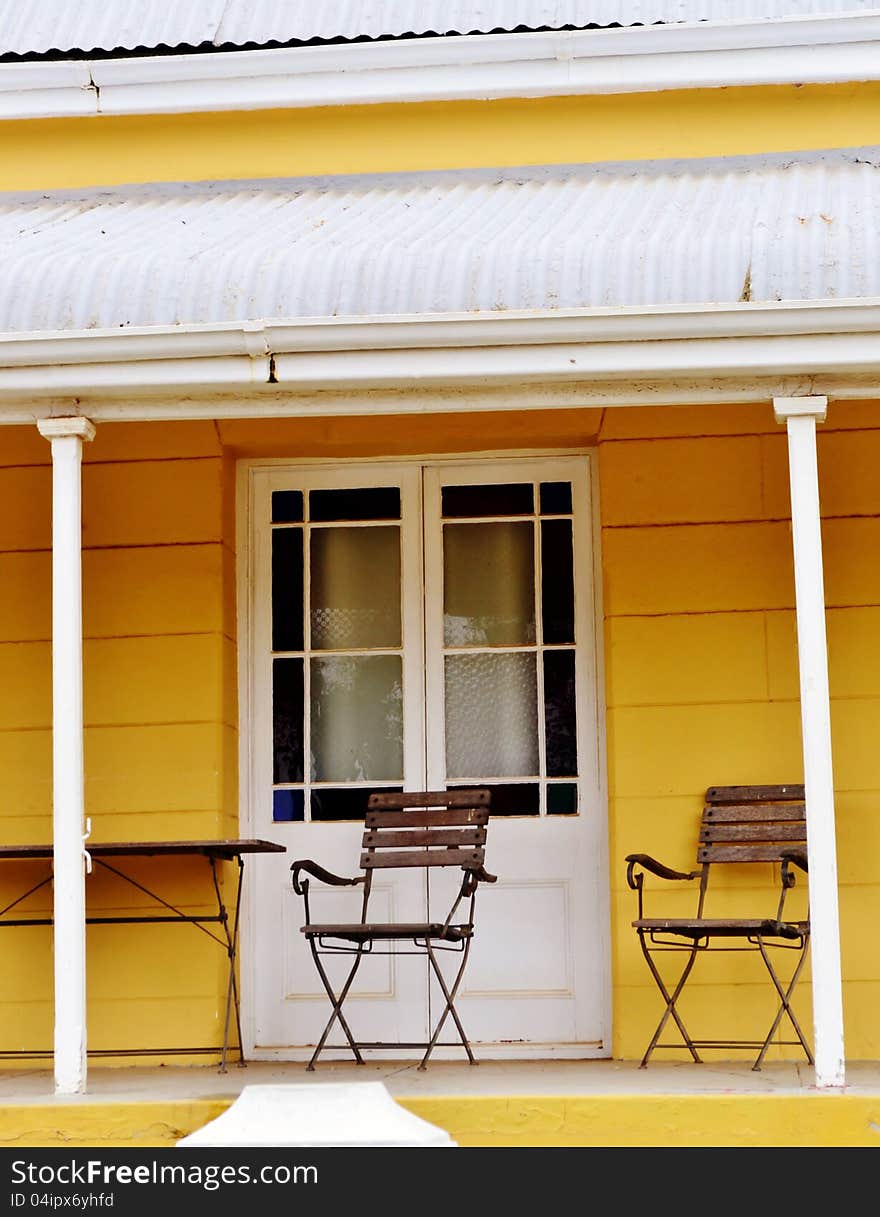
[0, 839, 287, 862]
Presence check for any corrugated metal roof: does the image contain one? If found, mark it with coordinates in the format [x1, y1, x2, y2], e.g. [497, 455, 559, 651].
[0, 149, 878, 333]
[0, 1, 877, 56]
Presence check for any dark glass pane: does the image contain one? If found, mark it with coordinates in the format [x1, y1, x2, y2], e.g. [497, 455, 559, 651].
[544, 650, 578, 777]
[309, 487, 400, 522]
[271, 528, 304, 652]
[271, 490, 303, 523]
[448, 782, 539, 816]
[540, 482, 572, 515]
[273, 789, 305, 822]
[547, 783, 579, 816]
[541, 519, 575, 644]
[311, 786, 402, 822]
[273, 658, 304, 783]
[442, 483, 534, 518]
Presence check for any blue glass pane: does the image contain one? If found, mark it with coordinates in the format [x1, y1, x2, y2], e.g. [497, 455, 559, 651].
[273, 789, 305, 822]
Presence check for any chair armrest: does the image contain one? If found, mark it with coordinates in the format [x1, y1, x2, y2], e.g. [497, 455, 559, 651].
[780, 849, 808, 893]
[625, 853, 699, 890]
[473, 866, 497, 884]
[290, 859, 363, 896]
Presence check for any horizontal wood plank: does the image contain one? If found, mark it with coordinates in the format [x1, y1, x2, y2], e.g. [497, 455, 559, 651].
[700, 823, 806, 843]
[705, 784, 804, 803]
[368, 789, 490, 810]
[361, 847, 484, 869]
[362, 827, 486, 849]
[703, 803, 805, 822]
[366, 808, 489, 828]
[698, 844, 800, 862]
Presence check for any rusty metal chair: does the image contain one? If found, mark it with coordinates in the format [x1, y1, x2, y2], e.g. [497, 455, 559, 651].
[626, 783, 812, 1070]
[290, 788, 495, 1070]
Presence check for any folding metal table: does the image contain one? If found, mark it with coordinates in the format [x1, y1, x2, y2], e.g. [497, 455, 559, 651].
[0, 839, 286, 1071]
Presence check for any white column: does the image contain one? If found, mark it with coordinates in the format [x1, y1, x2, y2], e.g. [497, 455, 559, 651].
[37, 416, 95, 1096]
[773, 396, 845, 1089]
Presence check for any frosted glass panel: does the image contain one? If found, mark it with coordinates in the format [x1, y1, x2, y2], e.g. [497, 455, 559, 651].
[310, 526, 401, 650]
[444, 522, 535, 646]
[311, 655, 403, 782]
[445, 652, 538, 778]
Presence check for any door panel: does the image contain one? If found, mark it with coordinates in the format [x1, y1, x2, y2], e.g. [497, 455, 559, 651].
[250, 465, 427, 1053]
[424, 460, 607, 1053]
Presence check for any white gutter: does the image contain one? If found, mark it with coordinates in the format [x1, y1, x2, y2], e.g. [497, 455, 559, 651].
[1, 12, 880, 121]
[0, 301, 878, 418]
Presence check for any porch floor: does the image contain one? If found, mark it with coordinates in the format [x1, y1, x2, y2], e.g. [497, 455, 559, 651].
[3, 1060, 880, 1147]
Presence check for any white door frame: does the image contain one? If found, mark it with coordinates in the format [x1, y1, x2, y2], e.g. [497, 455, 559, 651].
[237, 449, 611, 1060]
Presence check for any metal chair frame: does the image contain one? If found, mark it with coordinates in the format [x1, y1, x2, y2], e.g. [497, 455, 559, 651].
[290, 789, 495, 1071]
[626, 784, 812, 1071]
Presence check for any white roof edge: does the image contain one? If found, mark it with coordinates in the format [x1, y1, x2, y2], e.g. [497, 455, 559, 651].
[2, 13, 880, 121]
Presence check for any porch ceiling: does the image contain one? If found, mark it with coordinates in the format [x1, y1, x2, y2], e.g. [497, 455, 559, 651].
[2, 147, 880, 337]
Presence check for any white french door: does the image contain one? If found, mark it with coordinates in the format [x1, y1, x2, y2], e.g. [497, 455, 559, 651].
[244, 456, 609, 1059]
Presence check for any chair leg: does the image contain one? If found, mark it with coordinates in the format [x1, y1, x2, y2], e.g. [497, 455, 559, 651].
[752, 936, 813, 1071]
[306, 939, 367, 1070]
[421, 939, 475, 1071]
[637, 933, 702, 1066]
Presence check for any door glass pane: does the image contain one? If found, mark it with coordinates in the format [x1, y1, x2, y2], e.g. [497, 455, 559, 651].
[444, 522, 535, 646]
[441, 483, 533, 518]
[445, 652, 538, 778]
[311, 786, 402, 822]
[310, 526, 401, 649]
[310, 655, 403, 781]
[271, 528, 303, 652]
[273, 658, 304, 783]
[541, 520, 575, 645]
[449, 781, 539, 816]
[544, 650, 578, 777]
[539, 482, 572, 515]
[309, 487, 400, 522]
[272, 490, 303, 523]
[547, 783, 578, 815]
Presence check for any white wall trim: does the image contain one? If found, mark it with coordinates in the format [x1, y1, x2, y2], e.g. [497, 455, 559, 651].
[2, 13, 880, 121]
[0, 301, 879, 422]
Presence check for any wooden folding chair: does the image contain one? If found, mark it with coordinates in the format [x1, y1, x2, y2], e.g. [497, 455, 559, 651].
[290, 788, 495, 1070]
[626, 784, 812, 1070]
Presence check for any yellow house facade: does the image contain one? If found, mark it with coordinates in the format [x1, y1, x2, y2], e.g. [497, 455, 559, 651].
[2, 1, 880, 1146]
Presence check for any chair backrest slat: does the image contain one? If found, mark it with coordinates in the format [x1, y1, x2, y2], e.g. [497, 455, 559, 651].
[366, 808, 488, 829]
[698, 843, 804, 864]
[697, 785, 806, 867]
[363, 827, 486, 849]
[362, 847, 484, 870]
[700, 823, 806, 843]
[706, 784, 804, 803]
[359, 788, 491, 875]
[368, 790, 490, 810]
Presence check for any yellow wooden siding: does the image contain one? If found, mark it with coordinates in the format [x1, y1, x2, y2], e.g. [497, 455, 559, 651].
[1, 82, 879, 191]
[602, 401, 880, 1062]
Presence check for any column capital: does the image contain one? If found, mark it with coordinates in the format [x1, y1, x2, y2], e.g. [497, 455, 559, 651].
[773, 395, 827, 424]
[37, 417, 95, 443]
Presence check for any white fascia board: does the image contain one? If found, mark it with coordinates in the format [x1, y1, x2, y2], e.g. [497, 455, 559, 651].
[0, 301, 878, 418]
[2, 13, 880, 121]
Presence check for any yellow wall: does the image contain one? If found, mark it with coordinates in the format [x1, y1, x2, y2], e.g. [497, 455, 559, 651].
[1, 83, 879, 191]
